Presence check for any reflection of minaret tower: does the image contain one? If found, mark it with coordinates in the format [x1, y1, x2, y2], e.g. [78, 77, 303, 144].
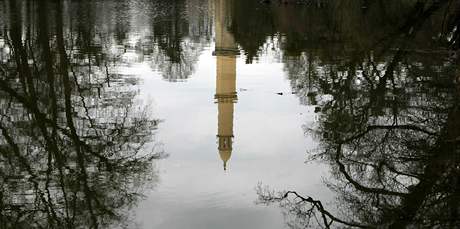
[214, 0, 238, 171]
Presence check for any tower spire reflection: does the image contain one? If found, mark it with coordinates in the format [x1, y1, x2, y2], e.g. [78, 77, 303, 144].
[214, 0, 238, 171]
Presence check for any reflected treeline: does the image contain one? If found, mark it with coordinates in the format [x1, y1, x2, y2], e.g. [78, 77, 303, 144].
[230, 0, 459, 64]
[255, 0, 460, 228]
[150, 0, 213, 81]
[0, 0, 165, 228]
[1, 0, 215, 83]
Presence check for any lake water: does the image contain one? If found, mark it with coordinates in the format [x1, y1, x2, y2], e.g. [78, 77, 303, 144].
[0, 0, 459, 228]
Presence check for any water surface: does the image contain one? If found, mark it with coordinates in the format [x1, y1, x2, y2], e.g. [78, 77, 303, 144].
[0, 0, 459, 228]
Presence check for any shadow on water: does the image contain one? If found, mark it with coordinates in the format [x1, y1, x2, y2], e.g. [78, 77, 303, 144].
[249, 0, 460, 228]
[0, 0, 166, 228]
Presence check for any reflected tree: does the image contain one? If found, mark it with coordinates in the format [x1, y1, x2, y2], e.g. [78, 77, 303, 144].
[151, 0, 189, 64]
[149, 0, 212, 82]
[230, 0, 275, 63]
[0, 1, 164, 228]
[257, 1, 460, 228]
[230, 0, 460, 63]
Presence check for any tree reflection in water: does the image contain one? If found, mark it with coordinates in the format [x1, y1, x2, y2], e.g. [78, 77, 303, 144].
[254, 0, 460, 228]
[0, 1, 164, 228]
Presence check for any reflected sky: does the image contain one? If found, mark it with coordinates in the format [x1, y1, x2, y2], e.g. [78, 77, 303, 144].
[131, 48, 331, 229]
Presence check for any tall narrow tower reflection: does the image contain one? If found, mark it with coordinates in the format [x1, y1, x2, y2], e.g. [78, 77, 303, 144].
[214, 0, 238, 171]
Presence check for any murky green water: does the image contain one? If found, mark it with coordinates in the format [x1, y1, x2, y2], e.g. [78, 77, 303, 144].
[0, 0, 459, 228]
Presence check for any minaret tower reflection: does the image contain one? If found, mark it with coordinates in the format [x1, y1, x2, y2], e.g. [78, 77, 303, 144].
[214, 0, 238, 171]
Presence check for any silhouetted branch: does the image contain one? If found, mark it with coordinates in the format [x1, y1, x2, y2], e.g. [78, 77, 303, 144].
[257, 185, 374, 228]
